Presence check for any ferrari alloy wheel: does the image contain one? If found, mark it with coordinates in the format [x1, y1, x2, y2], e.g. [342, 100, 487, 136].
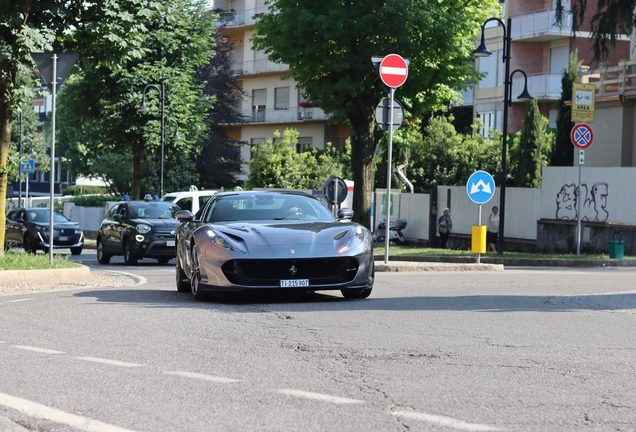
[176, 258, 190, 292]
[190, 246, 205, 301]
[123, 239, 138, 265]
[96, 239, 111, 264]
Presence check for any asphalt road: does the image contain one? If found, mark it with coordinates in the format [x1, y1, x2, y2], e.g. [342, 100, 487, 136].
[1, 252, 635, 431]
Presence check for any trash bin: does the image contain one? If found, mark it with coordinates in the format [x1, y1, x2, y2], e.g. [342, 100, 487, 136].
[608, 235, 625, 259]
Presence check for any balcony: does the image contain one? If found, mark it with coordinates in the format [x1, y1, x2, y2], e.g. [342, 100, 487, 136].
[217, 7, 267, 28]
[237, 59, 289, 76]
[512, 73, 562, 101]
[242, 108, 330, 124]
[579, 59, 636, 98]
[511, 9, 572, 42]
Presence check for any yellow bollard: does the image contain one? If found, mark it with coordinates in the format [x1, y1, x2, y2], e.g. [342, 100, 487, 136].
[471, 225, 487, 254]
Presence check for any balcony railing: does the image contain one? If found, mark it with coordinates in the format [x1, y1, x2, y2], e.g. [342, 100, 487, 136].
[511, 9, 572, 41]
[242, 108, 330, 123]
[512, 73, 562, 101]
[235, 59, 289, 75]
[217, 7, 267, 27]
[579, 59, 636, 98]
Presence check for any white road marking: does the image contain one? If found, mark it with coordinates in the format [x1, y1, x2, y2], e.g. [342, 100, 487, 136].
[12, 346, 65, 355]
[75, 357, 143, 368]
[392, 410, 501, 431]
[0, 392, 138, 432]
[164, 371, 240, 383]
[275, 389, 364, 404]
[7, 298, 33, 303]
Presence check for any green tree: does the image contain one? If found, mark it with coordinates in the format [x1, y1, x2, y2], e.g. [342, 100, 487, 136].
[0, 0, 157, 256]
[550, 50, 581, 167]
[253, 0, 499, 227]
[509, 99, 553, 188]
[247, 129, 351, 190]
[402, 116, 501, 192]
[57, 0, 214, 199]
[556, 0, 634, 62]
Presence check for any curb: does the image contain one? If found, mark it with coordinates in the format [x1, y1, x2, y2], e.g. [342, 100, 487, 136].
[0, 265, 91, 287]
[376, 261, 503, 272]
[376, 255, 636, 267]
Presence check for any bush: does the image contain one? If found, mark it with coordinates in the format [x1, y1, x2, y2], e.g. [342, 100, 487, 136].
[64, 185, 108, 196]
[70, 195, 118, 207]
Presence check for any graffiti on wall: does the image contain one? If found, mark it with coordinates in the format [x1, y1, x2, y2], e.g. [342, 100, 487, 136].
[556, 182, 609, 222]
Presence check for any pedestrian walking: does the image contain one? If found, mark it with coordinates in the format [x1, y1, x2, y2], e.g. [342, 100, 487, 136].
[437, 207, 453, 249]
[487, 205, 499, 252]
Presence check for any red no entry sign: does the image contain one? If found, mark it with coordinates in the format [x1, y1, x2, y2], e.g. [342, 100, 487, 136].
[571, 123, 594, 149]
[379, 54, 408, 88]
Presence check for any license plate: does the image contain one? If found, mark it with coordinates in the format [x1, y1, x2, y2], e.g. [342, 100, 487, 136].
[58, 236, 69, 241]
[167, 240, 175, 247]
[280, 279, 309, 288]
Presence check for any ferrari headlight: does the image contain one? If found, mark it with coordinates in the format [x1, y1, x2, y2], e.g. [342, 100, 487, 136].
[338, 227, 365, 253]
[206, 229, 247, 254]
[136, 224, 151, 234]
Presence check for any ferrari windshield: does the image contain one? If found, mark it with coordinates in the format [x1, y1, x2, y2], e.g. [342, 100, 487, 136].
[203, 194, 335, 223]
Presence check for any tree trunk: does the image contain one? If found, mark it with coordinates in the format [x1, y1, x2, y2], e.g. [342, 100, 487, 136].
[0, 89, 11, 258]
[132, 143, 142, 200]
[349, 103, 378, 230]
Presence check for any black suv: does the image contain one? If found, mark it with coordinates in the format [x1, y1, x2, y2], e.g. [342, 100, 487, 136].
[96, 200, 181, 265]
[5, 208, 84, 254]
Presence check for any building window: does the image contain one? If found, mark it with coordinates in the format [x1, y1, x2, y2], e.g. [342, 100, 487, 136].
[274, 87, 290, 110]
[296, 137, 312, 153]
[478, 54, 497, 89]
[252, 89, 266, 122]
[251, 138, 265, 158]
[477, 111, 496, 137]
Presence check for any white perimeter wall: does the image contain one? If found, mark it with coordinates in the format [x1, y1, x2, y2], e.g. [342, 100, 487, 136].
[541, 166, 636, 224]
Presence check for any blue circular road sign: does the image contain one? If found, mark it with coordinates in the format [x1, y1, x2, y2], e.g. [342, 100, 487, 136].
[466, 170, 496, 204]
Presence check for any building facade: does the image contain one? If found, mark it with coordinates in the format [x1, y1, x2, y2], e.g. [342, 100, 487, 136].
[469, 0, 630, 137]
[214, 0, 350, 182]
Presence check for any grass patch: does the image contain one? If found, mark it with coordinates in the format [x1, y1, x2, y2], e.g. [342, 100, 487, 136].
[0, 251, 81, 270]
[373, 245, 614, 260]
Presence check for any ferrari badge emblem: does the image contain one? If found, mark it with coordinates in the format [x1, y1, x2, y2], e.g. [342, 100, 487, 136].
[289, 265, 298, 275]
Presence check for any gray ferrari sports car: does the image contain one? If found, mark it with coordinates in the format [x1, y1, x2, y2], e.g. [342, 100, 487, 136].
[174, 191, 374, 300]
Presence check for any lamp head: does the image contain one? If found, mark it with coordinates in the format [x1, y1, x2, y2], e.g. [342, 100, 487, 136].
[473, 42, 492, 57]
[517, 87, 533, 101]
[172, 130, 181, 141]
[137, 101, 149, 112]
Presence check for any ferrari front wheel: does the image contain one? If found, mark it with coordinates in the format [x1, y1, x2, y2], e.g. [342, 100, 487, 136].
[190, 246, 206, 301]
[176, 258, 190, 292]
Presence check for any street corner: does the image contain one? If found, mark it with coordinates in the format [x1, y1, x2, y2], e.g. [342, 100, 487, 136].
[376, 261, 504, 272]
[0, 266, 133, 293]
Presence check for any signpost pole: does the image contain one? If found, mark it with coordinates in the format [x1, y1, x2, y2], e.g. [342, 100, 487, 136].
[477, 204, 482, 264]
[384, 87, 395, 264]
[48, 54, 58, 264]
[577, 150, 583, 257]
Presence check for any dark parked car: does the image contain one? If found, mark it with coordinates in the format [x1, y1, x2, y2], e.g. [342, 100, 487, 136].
[5, 208, 84, 255]
[174, 191, 375, 300]
[96, 199, 181, 265]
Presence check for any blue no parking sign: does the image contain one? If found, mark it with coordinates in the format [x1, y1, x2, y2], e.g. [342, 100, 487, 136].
[466, 171, 496, 204]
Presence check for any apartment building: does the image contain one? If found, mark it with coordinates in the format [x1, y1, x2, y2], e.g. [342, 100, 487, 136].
[469, 0, 630, 136]
[214, 0, 350, 182]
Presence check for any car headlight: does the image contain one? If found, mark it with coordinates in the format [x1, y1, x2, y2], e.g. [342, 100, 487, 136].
[136, 224, 151, 234]
[206, 229, 247, 254]
[337, 227, 365, 253]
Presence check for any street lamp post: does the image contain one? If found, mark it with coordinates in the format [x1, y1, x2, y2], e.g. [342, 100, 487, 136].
[474, 17, 532, 255]
[18, 111, 23, 207]
[139, 84, 166, 197]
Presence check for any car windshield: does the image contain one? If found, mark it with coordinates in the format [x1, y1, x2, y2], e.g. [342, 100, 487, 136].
[129, 202, 180, 219]
[203, 194, 335, 223]
[28, 209, 69, 223]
